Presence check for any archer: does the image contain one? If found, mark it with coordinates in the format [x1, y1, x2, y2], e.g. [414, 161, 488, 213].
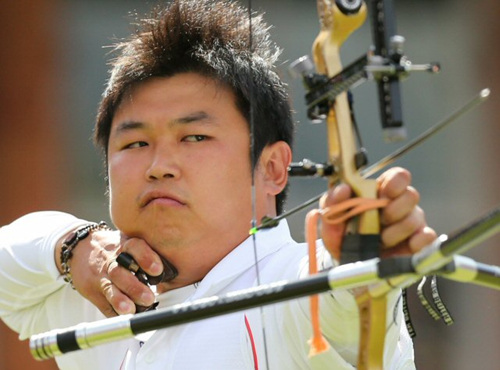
[0, 1, 435, 368]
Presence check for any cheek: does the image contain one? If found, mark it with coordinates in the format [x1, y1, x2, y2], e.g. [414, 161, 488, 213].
[107, 158, 137, 224]
[107, 168, 121, 224]
[215, 154, 253, 207]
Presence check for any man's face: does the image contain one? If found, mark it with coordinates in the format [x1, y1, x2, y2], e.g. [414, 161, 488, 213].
[107, 73, 265, 280]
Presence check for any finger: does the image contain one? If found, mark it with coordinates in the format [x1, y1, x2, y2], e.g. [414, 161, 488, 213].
[381, 207, 426, 248]
[320, 183, 352, 208]
[380, 242, 412, 258]
[380, 186, 420, 225]
[100, 277, 135, 316]
[108, 260, 155, 307]
[377, 167, 412, 200]
[381, 226, 437, 258]
[408, 226, 438, 253]
[320, 184, 352, 261]
[120, 236, 164, 276]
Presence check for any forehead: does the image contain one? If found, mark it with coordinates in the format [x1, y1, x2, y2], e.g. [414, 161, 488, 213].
[109, 73, 248, 136]
[116, 73, 238, 115]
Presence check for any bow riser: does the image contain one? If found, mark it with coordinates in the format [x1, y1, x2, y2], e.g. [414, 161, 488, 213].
[312, 1, 387, 369]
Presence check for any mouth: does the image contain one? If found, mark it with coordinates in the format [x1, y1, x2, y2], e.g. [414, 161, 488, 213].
[140, 191, 186, 208]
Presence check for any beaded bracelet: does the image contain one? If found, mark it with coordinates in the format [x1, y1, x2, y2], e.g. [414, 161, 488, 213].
[60, 221, 109, 289]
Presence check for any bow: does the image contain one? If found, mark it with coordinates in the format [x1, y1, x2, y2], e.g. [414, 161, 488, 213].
[298, 1, 394, 368]
[273, 0, 491, 368]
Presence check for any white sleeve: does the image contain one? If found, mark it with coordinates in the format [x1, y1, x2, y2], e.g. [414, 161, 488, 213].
[0, 211, 89, 336]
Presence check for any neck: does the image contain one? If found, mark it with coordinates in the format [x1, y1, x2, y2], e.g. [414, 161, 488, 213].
[154, 227, 252, 293]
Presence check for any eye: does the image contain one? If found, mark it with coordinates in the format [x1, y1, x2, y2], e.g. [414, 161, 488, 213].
[182, 135, 207, 143]
[123, 141, 148, 150]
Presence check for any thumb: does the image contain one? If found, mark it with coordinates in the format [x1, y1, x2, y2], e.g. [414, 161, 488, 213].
[320, 184, 352, 261]
[320, 183, 352, 208]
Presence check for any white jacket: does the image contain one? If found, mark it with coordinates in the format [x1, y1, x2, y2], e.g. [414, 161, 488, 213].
[0, 211, 415, 369]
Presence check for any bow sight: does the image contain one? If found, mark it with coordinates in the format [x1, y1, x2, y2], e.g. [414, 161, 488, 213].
[288, 0, 440, 178]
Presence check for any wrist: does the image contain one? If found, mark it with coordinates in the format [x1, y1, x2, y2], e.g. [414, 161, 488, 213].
[58, 221, 110, 288]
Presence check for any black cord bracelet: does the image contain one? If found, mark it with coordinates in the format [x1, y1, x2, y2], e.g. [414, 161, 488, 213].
[60, 221, 109, 289]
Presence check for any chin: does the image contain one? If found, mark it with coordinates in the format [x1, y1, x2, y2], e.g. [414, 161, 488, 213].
[143, 225, 187, 250]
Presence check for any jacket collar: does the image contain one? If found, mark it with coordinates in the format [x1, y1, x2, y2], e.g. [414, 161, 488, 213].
[157, 220, 293, 305]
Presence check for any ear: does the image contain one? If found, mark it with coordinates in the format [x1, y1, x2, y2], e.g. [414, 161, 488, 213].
[258, 141, 292, 196]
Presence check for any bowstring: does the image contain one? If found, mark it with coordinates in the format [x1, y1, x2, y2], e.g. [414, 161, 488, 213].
[247, 0, 271, 368]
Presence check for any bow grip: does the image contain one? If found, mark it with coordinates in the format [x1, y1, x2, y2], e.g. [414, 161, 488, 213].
[340, 234, 381, 264]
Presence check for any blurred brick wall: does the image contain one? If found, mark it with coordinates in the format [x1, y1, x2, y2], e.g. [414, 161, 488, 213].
[0, 1, 66, 369]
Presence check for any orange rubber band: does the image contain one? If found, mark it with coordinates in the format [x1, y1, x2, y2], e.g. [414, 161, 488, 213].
[306, 197, 389, 357]
[321, 197, 389, 225]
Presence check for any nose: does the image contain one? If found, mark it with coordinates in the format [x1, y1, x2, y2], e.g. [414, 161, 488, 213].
[145, 145, 180, 181]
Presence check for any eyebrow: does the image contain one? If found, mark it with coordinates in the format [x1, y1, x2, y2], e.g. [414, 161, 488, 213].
[174, 111, 210, 124]
[114, 121, 145, 135]
[113, 111, 213, 135]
